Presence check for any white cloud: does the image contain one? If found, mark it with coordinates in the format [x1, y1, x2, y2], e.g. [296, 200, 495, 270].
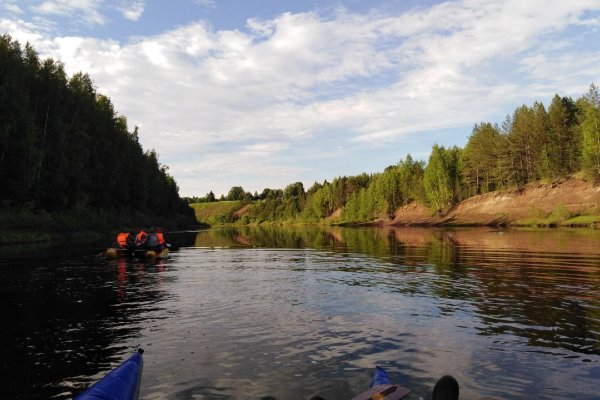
[3, 2, 23, 14]
[193, 0, 216, 8]
[0, 17, 49, 44]
[2, 0, 600, 195]
[244, 142, 291, 154]
[118, 0, 145, 21]
[29, 0, 106, 25]
[519, 51, 600, 95]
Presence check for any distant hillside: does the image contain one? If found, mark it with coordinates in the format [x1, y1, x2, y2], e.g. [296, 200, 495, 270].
[190, 201, 243, 225]
[191, 177, 600, 228]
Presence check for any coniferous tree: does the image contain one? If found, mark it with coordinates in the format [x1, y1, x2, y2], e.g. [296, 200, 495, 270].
[545, 95, 580, 177]
[530, 101, 549, 179]
[580, 84, 600, 180]
[462, 123, 504, 195]
[507, 105, 538, 185]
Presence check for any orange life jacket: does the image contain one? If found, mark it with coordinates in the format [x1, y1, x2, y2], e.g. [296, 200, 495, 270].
[117, 232, 129, 247]
[157, 232, 165, 245]
[136, 230, 147, 242]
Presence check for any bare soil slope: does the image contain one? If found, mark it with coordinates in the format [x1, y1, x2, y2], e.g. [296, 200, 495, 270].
[233, 203, 251, 219]
[392, 177, 600, 226]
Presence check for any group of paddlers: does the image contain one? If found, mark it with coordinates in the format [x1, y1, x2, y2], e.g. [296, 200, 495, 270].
[114, 227, 167, 252]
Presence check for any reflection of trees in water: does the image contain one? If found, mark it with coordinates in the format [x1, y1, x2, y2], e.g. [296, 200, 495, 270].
[194, 226, 340, 250]
[469, 256, 600, 355]
[193, 227, 600, 355]
[0, 256, 169, 399]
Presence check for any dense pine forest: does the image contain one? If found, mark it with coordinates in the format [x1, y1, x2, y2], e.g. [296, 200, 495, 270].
[189, 84, 600, 225]
[0, 35, 194, 237]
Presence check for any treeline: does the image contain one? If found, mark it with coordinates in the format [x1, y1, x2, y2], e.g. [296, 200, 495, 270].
[183, 187, 270, 204]
[199, 84, 600, 224]
[0, 35, 194, 231]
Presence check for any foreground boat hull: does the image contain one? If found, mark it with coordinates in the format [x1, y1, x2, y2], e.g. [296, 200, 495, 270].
[76, 349, 144, 400]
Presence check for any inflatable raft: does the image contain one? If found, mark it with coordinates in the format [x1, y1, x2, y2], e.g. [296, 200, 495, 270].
[106, 247, 169, 259]
[105, 247, 134, 259]
[134, 247, 169, 259]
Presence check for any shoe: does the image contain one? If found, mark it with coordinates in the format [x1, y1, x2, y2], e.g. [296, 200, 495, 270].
[432, 375, 459, 400]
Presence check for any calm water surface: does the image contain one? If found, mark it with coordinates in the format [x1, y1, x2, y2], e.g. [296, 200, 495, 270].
[0, 227, 599, 399]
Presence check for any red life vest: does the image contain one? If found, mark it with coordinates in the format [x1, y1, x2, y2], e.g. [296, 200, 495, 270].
[157, 232, 165, 245]
[136, 230, 147, 242]
[117, 232, 129, 247]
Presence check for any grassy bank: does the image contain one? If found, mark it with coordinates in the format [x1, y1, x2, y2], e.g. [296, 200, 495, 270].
[190, 201, 243, 225]
[190, 185, 600, 229]
[513, 205, 600, 228]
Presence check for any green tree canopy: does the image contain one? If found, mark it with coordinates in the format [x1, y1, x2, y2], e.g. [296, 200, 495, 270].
[580, 84, 600, 180]
[423, 145, 461, 212]
[0, 34, 193, 223]
[227, 186, 246, 201]
[462, 123, 504, 195]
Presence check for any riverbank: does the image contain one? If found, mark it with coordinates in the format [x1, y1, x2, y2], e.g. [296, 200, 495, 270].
[192, 177, 600, 228]
[387, 177, 600, 227]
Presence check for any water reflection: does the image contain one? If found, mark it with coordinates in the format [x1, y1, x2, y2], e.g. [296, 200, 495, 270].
[0, 254, 172, 399]
[143, 227, 600, 400]
[193, 226, 600, 357]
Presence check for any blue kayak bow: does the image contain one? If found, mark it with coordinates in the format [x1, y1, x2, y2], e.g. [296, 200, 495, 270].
[76, 349, 144, 400]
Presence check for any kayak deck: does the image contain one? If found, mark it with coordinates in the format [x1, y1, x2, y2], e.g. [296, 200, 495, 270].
[351, 384, 411, 400]
[351, 366, 411, 400]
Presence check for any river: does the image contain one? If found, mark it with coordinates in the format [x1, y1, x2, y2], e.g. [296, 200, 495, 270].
[0, 227, 599, 399]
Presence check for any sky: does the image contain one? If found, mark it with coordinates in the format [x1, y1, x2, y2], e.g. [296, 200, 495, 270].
[1, 1, 600, 197]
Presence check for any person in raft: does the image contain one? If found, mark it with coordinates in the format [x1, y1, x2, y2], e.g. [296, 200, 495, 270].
[145, 227, 166, 251]
[135, 228, 148, 246]
[156, 228, 166, 247]
[115, 229, 136, 250]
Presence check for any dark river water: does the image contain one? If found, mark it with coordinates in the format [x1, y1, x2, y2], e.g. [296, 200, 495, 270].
[0, 227, 599, 399]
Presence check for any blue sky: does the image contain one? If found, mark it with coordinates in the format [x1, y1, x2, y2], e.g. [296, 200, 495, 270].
[2, 1, 600, 197]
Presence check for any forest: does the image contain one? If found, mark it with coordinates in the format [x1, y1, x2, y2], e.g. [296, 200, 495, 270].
[189, 84, 600, 225]
[0, 35, 194, 235]
[4, 33, 597, 231]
